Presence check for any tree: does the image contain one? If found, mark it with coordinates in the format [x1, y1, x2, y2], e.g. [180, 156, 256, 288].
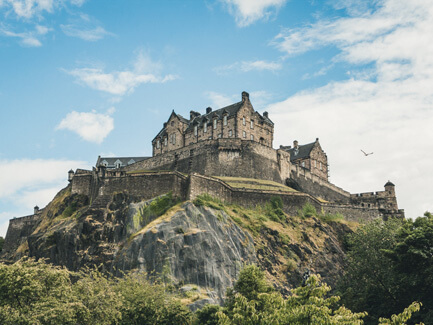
[0, 236, 4, 252]
[339, 213, 433, 324]
[215, 265, 366, 324]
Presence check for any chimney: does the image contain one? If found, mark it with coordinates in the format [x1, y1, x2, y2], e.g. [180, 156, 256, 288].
[163, 122, 167, 128]
[206, 107, 212, 114]
[190, 110, 201, 120]
[242, 91, 249, 102]
[263, 111, 269, 118]
[293, 140, 299, 148]
[316, 137, 319, 142]
[34, 206, 39, 214]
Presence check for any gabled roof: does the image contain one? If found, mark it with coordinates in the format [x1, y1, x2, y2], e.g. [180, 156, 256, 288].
[185, 101, 244, 132]
[96, 156, 149, 168]
[152, 111, 188, 142]
[385, 181, 395, 187]
[284, 142, 316, 162]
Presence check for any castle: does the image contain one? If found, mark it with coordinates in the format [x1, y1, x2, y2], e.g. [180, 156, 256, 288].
[2, 91, 404, 255]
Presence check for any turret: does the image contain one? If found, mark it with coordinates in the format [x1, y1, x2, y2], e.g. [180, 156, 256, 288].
[68, 169, 74, 182]
[34, 206, 39, 214]
[384, 180, 395, 196]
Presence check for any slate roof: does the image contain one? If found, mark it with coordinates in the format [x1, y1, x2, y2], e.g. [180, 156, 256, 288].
[96, 156, 149, 169]
[185, 101, 244, 132]
[152, 96, 274, 141]
[283, 142, 316, 162]
[385, 181, 395, 187]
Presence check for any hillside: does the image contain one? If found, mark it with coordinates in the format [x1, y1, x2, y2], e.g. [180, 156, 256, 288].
[1, 185, 357, 307]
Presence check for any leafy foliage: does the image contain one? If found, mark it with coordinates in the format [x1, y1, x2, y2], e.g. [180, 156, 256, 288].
[298, 202, 317, 218]
[0, 258, 192, 325]
[339, 213, 433, 324]
[0, 236, 4, 251]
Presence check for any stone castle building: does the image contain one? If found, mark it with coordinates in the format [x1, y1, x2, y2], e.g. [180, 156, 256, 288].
[2, 91, 405, 256]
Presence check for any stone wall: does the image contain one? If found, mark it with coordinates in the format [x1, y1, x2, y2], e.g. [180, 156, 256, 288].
[124, 139, 289, 184]
[288, 167, 350, 203]
[98, 172, 189, 201]
[1, 213, 41, 256]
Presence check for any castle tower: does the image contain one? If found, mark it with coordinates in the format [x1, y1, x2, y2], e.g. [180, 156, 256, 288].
[384, 181, 398, 210]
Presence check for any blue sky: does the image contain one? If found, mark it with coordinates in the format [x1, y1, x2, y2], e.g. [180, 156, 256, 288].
[1, 0, 432, 237]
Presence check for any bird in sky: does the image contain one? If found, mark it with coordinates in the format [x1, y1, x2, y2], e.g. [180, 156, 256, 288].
[361, 150, 373, 156]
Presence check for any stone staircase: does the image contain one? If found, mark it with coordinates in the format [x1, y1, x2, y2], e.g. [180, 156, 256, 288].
[90, 195, 111, 210]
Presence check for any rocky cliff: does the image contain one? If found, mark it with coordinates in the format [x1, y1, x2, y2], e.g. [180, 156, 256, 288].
[1, 185, 355, 307]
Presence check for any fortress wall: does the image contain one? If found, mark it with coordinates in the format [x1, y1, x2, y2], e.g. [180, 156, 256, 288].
[289, 167, 350, 203]
[71, 174, 92, 196]
[99, 172, 189, 201]
[2, 214, 40, 256]
[322, 205, 381, 223]
[189, 174, 232, 202]
[124, 139, 286, 183]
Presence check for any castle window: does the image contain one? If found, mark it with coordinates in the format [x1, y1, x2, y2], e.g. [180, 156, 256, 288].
[302, 161, 305, 168]
[157, 140, 160, 149]
[213, 119, 217, 129]
[194, 126, 198, 136]
[229, 130, 232, 137]
[250, 134, 254, 141]
[173, 134, 176, 144]
[314, 160, 317, 168]
[242, 117, 246, 126]
[204, 122, 207, 133]
[250, 120, 254, 129]
[320, 162, 322, 170]
[164, 137, 167, 146]
[243, 131, 246, 138]
[223, 115, 227, 126]
[218, 133, 222, 138]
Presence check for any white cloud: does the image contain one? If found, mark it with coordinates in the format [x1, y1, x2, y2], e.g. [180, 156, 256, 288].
[268, 0, 433, 219]
[0, 159, 89, 237]
[56, 109, 114, 144]
[0, 0, 83, 19]
[222, 0, 287, 27]
[65, 53, 177, 96]
[205, 91, 238, 108]
[61, 13, 114, 41]
[215, 60, 282, 74]
[0, 24, 51, 46]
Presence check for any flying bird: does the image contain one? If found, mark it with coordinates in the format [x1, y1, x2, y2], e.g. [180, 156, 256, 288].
[361, 150, 373, 156]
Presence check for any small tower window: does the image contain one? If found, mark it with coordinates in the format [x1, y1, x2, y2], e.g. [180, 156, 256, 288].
[223, 115, 227, 126]
[243, 131, 246, 138]
[213, 119, 217, 129]
[242, 117, 246, 126]
[250, 120, 254, 129]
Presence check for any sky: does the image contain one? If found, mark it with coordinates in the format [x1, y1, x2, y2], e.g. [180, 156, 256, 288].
[1, 0, 432, 237]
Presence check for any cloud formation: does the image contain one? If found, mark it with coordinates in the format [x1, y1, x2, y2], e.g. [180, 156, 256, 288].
[65, 52, 177, 96]
[61, 13, 113, 41]
[268, 0, 433, 219]
[0, 0, 84, 19]
[0, 23, 51, 47]
[222, 0, 287, 27]
[0, 158, 88, 237]
[215, 59, 282, 74]
[56, 109, 114, 144]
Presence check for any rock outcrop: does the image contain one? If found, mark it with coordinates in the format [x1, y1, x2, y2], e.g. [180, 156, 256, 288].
[1, 186, 355, 302]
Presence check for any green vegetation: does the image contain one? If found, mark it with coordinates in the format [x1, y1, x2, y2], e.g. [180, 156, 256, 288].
[193, 194, 224, 210]
[0, 236, 3, 252]
[338, 212, 433, 324]
[0, 258, 192, 325]
[298, 202, 317, 218]
[132, 192, 180, 231]
[194, 264, 420, 324]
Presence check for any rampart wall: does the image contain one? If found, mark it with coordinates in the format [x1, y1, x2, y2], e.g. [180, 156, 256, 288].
[188, 174, 381, 221]
[1, 213, 41, 257]
[288, 167, 350, 203]
[124, 139, 291, 184]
